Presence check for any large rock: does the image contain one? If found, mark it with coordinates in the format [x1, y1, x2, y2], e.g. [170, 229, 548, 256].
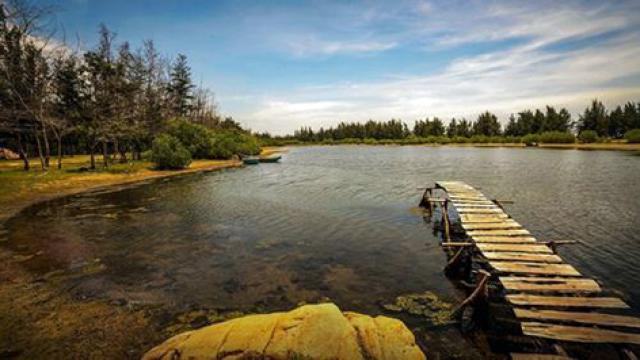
[143, 303, 426, 360]
[0, 147, 19, 160]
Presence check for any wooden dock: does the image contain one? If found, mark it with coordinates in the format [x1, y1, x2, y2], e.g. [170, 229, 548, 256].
[421, 181, 640, 359]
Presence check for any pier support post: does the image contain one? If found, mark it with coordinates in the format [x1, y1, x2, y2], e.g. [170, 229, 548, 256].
[451, 269, 491, 319]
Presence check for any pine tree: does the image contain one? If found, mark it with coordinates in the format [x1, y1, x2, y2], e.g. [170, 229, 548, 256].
[167, 53, 194, 117]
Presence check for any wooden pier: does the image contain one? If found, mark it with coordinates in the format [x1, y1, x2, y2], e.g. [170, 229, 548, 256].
[421, 181, 640, 359]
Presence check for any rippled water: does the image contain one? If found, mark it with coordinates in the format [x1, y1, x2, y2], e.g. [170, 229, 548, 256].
[4, 145, 640, 358]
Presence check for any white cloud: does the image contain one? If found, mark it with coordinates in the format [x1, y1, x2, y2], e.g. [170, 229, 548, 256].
[284, 37, 397, 57]
[223, 1, 640, 134]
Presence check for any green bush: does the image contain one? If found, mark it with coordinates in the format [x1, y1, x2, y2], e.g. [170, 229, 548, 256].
[151, 134, 192, 169]
[578, 130, 598, 143]
[624, 129, 640, 143]
[538, 131, 575, 144]
[209, 131, 261, 159]
[521, 134, 539, 146]
[166, 119, 215, 158]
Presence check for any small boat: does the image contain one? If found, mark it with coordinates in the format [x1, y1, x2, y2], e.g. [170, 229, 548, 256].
[259, 154, 282, 163]
[242, 156, 260, 165]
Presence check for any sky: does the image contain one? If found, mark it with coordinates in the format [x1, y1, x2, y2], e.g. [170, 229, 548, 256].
[41, 0, 640, 134]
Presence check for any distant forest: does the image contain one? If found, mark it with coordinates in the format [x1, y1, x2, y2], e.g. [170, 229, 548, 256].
[259, 100, 640, 145]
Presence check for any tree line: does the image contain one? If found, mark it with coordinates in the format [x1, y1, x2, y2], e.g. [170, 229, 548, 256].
[0, 1, 255, 171]
[262, 100, 640, 144]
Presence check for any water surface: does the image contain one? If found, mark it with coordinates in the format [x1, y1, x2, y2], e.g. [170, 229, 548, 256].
[4, 145, 640, 358]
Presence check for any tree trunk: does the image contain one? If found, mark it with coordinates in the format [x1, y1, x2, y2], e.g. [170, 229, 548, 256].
[34, 128, 46, 171]
[56, 135, 63, 170]
[89, 143, 96, 170]
[102, 141, 109, 168]
[41, 121, 50, 168]
[15, 133, 30, 171]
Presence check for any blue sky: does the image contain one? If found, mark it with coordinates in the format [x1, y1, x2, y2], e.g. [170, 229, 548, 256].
[43, 0, 640, 134]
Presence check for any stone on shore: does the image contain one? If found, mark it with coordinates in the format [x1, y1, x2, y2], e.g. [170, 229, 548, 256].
[143, 303, 426, 360]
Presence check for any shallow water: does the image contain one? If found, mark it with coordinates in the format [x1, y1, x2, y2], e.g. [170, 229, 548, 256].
[4, 145, 640, 358]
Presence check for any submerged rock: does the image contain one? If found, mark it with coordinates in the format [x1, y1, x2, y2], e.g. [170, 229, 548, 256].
[143, 303, 425, 360]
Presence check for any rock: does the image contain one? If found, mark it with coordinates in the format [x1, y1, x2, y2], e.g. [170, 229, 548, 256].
[143, 303, 426, 360]
[0, 147, 19, 160]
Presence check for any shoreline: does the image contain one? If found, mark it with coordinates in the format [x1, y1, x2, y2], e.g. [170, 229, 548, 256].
[273, 142, 640, 151]
[0, 158, 243, 226]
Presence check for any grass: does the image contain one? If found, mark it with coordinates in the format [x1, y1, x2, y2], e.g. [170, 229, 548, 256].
[0, 154, 240, 223]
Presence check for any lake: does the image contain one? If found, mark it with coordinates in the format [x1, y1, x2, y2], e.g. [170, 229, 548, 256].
[3, 145, 640, 358]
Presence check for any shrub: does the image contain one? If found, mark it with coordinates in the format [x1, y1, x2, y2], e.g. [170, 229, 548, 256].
[624, 129, 640, 143]
[166, 118, 215, 158]
[151, 134, 192, 169]
[578, 130, 598, 143]
[521, 134, 539, 146]
[538, 131, 575, 144]
[209, 131, 261, 159]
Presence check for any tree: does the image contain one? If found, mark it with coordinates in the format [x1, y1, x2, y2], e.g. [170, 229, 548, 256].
[578, 99, 608, 136]
[504, 114, 518, 136]
[50, 52, 81, 168]
[446, 118, 458, 137]
[473, 111, 501, 136]
[167, 53, 193, 117]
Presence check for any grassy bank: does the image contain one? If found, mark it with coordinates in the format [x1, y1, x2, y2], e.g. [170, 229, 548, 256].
[0, 155, 241, 224]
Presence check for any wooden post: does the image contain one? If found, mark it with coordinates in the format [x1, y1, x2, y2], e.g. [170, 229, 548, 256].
[442, 200, 451, 242]
[451, 269, 491, 318]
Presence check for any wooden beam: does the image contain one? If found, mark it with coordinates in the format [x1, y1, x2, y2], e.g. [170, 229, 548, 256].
[510, 354, 573, 360]
[484, 252, 563, 263]
[521, 322, 640, 344]
[514, 308, 640, 329]
[460, 214, 510, 222]
[477, 243, 553, 254]
[467, 229, 531, 236]
[462, 221, 522, 230]
[507, 294, 629, 308]
[473, 236, 537, 243]
[489, 262, 581, 276]
[500, 277, 601, 293]
[457, 208, 506, 214]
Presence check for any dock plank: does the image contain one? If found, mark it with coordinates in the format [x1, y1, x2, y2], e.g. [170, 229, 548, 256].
[510, 354, 574, 360]
[468, 229, 531, 236]
[457, 208, 506, 214]
[490, 262, 581, 276]
[462, 221, 522, 230]
[521, 322, 640, 344]
[515, 308, 640, 329]
[472, 236, 537, 243]
[477, 243, 553, 253]
[484, 252, 563, 263]
[459, 214, 509, 222]
[507, 294, 629, 308]
[500, 277, 601, 293]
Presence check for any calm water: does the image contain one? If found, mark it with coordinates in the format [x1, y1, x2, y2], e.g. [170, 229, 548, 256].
[4, 145, 640, 357]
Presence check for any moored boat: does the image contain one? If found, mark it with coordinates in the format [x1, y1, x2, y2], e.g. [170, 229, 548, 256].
[242, 156, 260, 165]
[259, 155, 282, 163]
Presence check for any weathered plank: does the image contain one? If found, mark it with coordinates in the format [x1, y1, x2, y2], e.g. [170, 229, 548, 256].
[507, 294, 629, 308]
[467, 229, 531, 236]
[459, 214, 510, 222]
[477, 243, 553, 253]
[521, 322, 640, 344]
[484, 252, 563, 263]
[457, 208, 506, 214]
[455, 204, 501, 209]
[510, 354, 574, 360]
[515, 308, 640, 329]
[451, 200, 495, 205]
[472, 235, 537, 243]
[462, 221, 522, 230]
[500, 277, 601, 293]
[449, 196, 488, 201]
[490, 262, 581, 276]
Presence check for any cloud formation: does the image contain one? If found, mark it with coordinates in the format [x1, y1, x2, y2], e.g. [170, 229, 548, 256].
[231, 0, 640, 134]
